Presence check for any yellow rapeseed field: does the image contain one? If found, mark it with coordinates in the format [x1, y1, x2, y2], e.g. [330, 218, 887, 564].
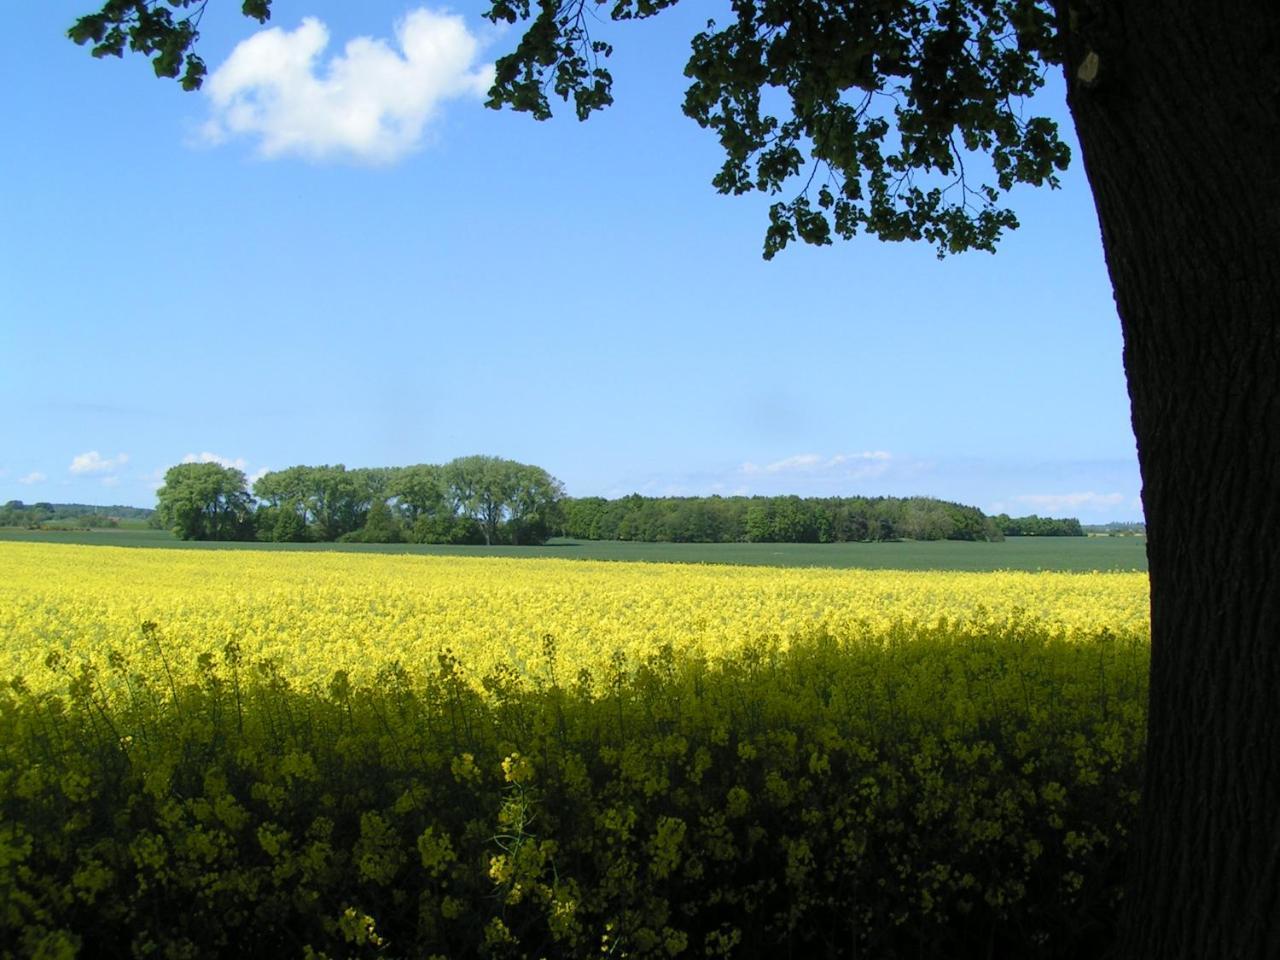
[1, 542, 1149, 694]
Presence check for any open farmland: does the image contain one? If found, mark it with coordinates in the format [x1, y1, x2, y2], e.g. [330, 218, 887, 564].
[1, 542, 1148, 692]
[0, 526, 1148, 572]
[1, 542, 1151, 958]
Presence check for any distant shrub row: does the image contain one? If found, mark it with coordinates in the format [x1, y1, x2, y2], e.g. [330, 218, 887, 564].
[559, 494, 1005, 543]
[991, 514, 1085, 537]
[0, 500, 152, 529]
[2, 620, 1145, 958]
[1083, 522, 1146, 536]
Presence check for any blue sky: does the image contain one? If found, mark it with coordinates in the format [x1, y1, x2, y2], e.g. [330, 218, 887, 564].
[1, 2, 1141, 522]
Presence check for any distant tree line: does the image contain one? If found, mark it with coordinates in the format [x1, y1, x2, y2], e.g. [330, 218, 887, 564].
[557, 495, 1004, 543]
[1083, 521, 1146, 536]
[154, 456, 564, 545]
[148, 463, 1086, 546]
[0, 500, 154, 529]
[991, 514, 1085, 537]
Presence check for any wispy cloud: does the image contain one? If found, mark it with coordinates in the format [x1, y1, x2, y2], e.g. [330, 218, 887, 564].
[183, 451, 248, 471]
[18, 472, 46, 485]
[1002, 491, 1128, 514]
[741, 453, 823, 474]
[741, 451, 893, 479]
[69, 451, 129, 476]
[201, 8, 494, 164]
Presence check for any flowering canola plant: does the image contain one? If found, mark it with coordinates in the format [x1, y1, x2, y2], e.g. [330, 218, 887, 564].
[0, 541, 1152, 959]
[1, 542, 1147, 695]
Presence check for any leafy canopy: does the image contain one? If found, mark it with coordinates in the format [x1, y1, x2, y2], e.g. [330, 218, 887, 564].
[155, 460, 253, 539]
[68, 1, 270, 91]
[70, 0, 1071, 256]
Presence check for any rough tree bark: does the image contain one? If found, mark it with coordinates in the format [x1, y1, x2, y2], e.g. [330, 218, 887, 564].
[1058, 4, 1280, 956]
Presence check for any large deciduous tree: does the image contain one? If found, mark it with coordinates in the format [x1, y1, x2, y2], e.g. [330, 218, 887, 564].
[156, 461, 254, 540]
[254, 464, 384, 540]
[387, 463, 450, 526]
[72, 1, 1280, 955]
[440, 455, 564, 545]
[505, 460, 566, 545]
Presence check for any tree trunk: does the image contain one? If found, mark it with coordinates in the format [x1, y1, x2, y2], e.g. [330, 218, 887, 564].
[1057, 4, 1280, 956]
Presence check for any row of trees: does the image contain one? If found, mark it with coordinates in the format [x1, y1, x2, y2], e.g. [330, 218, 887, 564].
[0, 500, 152, 529]
[559, 495, 1004, 543]
[991, 514, 1085, 537]
[155, 467, 1085, 545]
[154, 456, 565, 544]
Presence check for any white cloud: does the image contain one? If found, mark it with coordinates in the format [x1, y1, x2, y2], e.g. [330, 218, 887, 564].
[742, 453, 821, 474]
[741, 451, 892, 478]
[183, 452, 248, 471]
[247, 467, 270, 487]
[830, 451, 892, 466]
[1010, 491, 1127, 514]
[70, 451, 129, 475]
[19, 472, 46, 485]
[201, 8, 494, 164]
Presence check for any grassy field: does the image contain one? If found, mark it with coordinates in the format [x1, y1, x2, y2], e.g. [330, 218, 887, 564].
[0, 526, 1146, 571]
